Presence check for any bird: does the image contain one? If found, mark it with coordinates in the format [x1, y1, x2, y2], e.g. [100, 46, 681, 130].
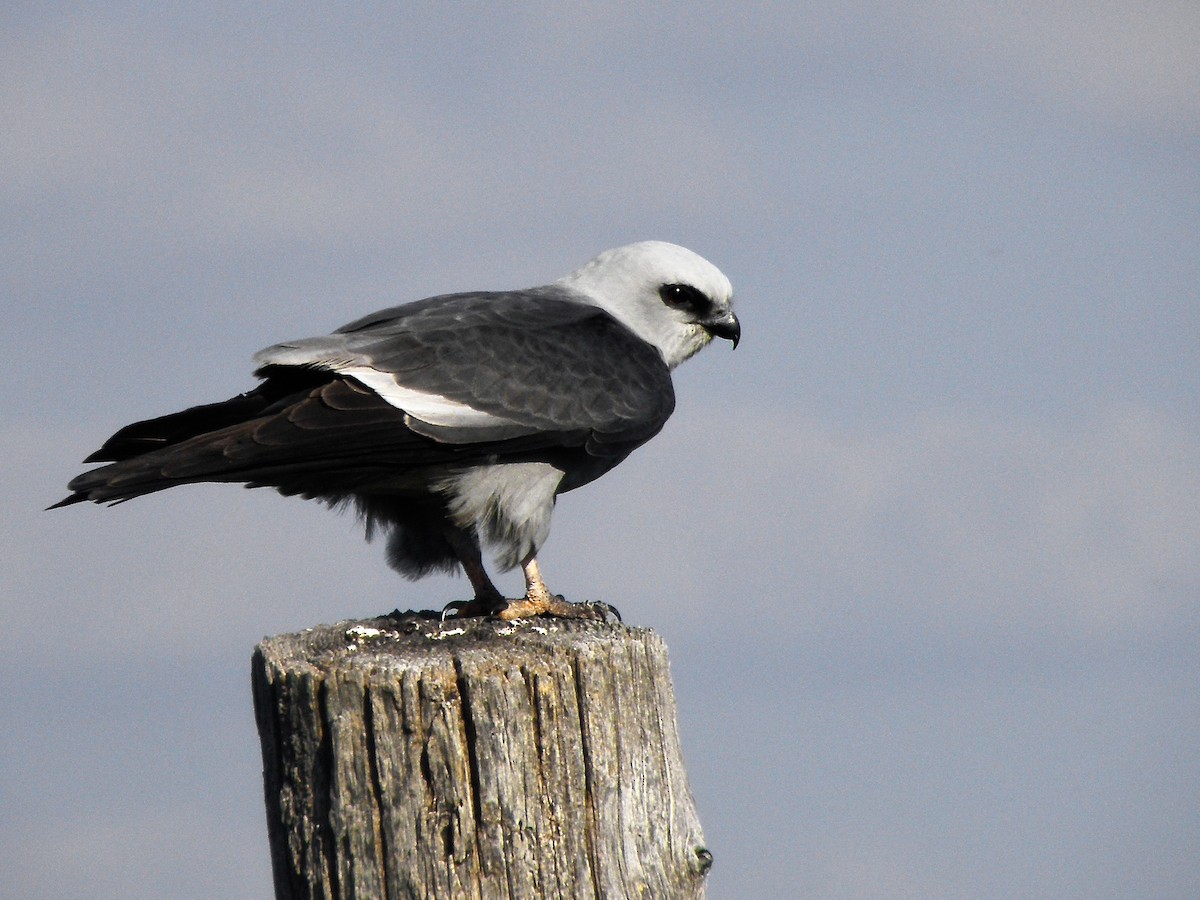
[52, 241, 740, 619]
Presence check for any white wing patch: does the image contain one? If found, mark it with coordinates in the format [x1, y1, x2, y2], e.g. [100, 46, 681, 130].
[341, 366, 518, 429]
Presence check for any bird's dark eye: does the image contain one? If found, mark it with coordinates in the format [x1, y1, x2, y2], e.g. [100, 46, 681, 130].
[658, 283, 711, 314]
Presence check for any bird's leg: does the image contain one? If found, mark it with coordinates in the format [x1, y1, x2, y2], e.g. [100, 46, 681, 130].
[441, 540, 611, 621]
[439, 526, 507, 618]
[494, 555, 602, 620]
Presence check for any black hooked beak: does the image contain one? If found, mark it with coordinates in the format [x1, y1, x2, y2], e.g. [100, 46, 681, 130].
[703, 311, 741, 348]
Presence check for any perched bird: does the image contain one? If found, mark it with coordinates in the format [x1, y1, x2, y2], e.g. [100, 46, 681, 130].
[53, 241, 740, 619]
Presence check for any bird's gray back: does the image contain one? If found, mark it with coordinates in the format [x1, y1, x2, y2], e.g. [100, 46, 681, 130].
[257, 287, 676, 449]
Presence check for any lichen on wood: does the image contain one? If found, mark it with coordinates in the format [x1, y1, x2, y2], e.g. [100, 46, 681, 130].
[253, 612, 710, 899]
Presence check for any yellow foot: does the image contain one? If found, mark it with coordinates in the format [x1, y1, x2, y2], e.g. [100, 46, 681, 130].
[495, 592, 607, 620]
[442, 592, 620, 622]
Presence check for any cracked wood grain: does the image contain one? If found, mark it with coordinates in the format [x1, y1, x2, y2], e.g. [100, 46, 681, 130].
[252, 613, 710, 899]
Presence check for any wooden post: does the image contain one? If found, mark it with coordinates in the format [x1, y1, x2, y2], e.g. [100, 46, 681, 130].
[251, 612, 711, 899]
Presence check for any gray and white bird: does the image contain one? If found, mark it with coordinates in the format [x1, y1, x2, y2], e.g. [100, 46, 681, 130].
[53, 241, 740, 619]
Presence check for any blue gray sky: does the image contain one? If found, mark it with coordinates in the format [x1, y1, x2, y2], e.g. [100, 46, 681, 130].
[4, 4, 1198, 898]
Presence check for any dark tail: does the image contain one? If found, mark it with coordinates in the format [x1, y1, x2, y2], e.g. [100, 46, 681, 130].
[49, 368, 330, 509]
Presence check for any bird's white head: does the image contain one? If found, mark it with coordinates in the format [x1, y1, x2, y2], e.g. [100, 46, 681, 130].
[557, 241, 739, 369]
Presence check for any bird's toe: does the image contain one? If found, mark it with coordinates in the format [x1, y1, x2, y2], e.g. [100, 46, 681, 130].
[496, 594, 613, 621]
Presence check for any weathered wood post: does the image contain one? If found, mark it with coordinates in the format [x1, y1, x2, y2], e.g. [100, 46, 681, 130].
[252, 611, 711, 899]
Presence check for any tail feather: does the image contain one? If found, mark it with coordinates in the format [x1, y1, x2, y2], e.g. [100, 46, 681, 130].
[51, 368, 333, 508]
[50, 368, 541, 512]
[83, 367, 329, 463]
[83, 393, 272, 463]
[51, 414, 273, 509]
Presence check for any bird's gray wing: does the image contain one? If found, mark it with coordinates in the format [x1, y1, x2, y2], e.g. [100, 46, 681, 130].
[253, 287, 676, 456]
[58, 289, 674, 507]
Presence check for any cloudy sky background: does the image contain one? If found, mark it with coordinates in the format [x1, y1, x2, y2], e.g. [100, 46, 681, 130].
[3, 3, 1197, 897]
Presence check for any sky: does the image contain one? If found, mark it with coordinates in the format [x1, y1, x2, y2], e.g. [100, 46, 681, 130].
[3, 3, 1198, 897]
